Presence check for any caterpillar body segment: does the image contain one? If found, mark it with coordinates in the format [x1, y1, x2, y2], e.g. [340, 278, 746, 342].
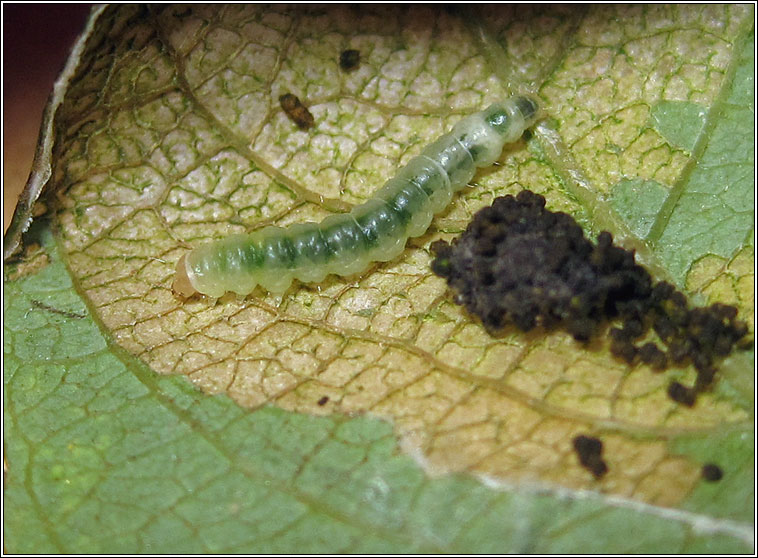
[174, 96, 540, 297]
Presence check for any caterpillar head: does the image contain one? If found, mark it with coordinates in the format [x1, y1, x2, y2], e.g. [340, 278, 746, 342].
[172, 255, 198, 297]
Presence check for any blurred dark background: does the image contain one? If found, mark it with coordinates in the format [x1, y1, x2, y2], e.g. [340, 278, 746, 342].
[3, 3, 92, 231]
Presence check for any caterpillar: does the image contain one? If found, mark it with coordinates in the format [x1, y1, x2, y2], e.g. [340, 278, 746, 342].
[173, 95, 539, 297]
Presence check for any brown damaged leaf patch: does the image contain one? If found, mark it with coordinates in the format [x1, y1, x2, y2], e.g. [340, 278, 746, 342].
[51, 4, 753, 509]
[5, 242, 50, 281]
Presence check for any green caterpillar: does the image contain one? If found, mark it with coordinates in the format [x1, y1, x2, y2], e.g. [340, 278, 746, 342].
[173, 96, 539, 297]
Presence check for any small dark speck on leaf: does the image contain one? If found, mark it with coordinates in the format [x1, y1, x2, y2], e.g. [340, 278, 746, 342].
[317, 396, 329, 406]
[279, 93, 314, 130]
[667, 381, 696, 407]
[573, 434, 608, 479]
[701, 463, 724, 482]
[339, 49, 360, 71]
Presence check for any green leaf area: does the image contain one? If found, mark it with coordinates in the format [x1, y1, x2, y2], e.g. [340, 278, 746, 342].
[4, 229, 752, 553]
[640, 31, 755, 285]
[4, 5, 755, 554]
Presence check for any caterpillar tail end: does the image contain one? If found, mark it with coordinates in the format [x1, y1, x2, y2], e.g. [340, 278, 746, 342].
[173, 254, 198, 297]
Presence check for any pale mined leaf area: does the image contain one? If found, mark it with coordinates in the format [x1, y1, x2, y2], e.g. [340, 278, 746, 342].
[48, 3, 753, 514]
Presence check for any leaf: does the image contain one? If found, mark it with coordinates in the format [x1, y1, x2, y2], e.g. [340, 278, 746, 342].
[4, 5, 754, 553]
[648, 31, 755, 286]
[4, 226, 754, 553]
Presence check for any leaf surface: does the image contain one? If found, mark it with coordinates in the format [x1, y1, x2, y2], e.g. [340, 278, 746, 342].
[4, 4, 754, 553]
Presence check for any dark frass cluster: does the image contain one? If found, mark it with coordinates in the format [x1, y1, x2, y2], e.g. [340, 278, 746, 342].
[431, 190, 749, 406]
[432, 190, 651, 339]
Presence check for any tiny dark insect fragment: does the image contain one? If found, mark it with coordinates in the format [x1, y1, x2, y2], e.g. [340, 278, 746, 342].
[573, 435, 608, 479]
[317, 396, 329, 406]
[339, 49, 360, 71]
[701, 463, 723, 482]
[279, 93, 314, 130]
